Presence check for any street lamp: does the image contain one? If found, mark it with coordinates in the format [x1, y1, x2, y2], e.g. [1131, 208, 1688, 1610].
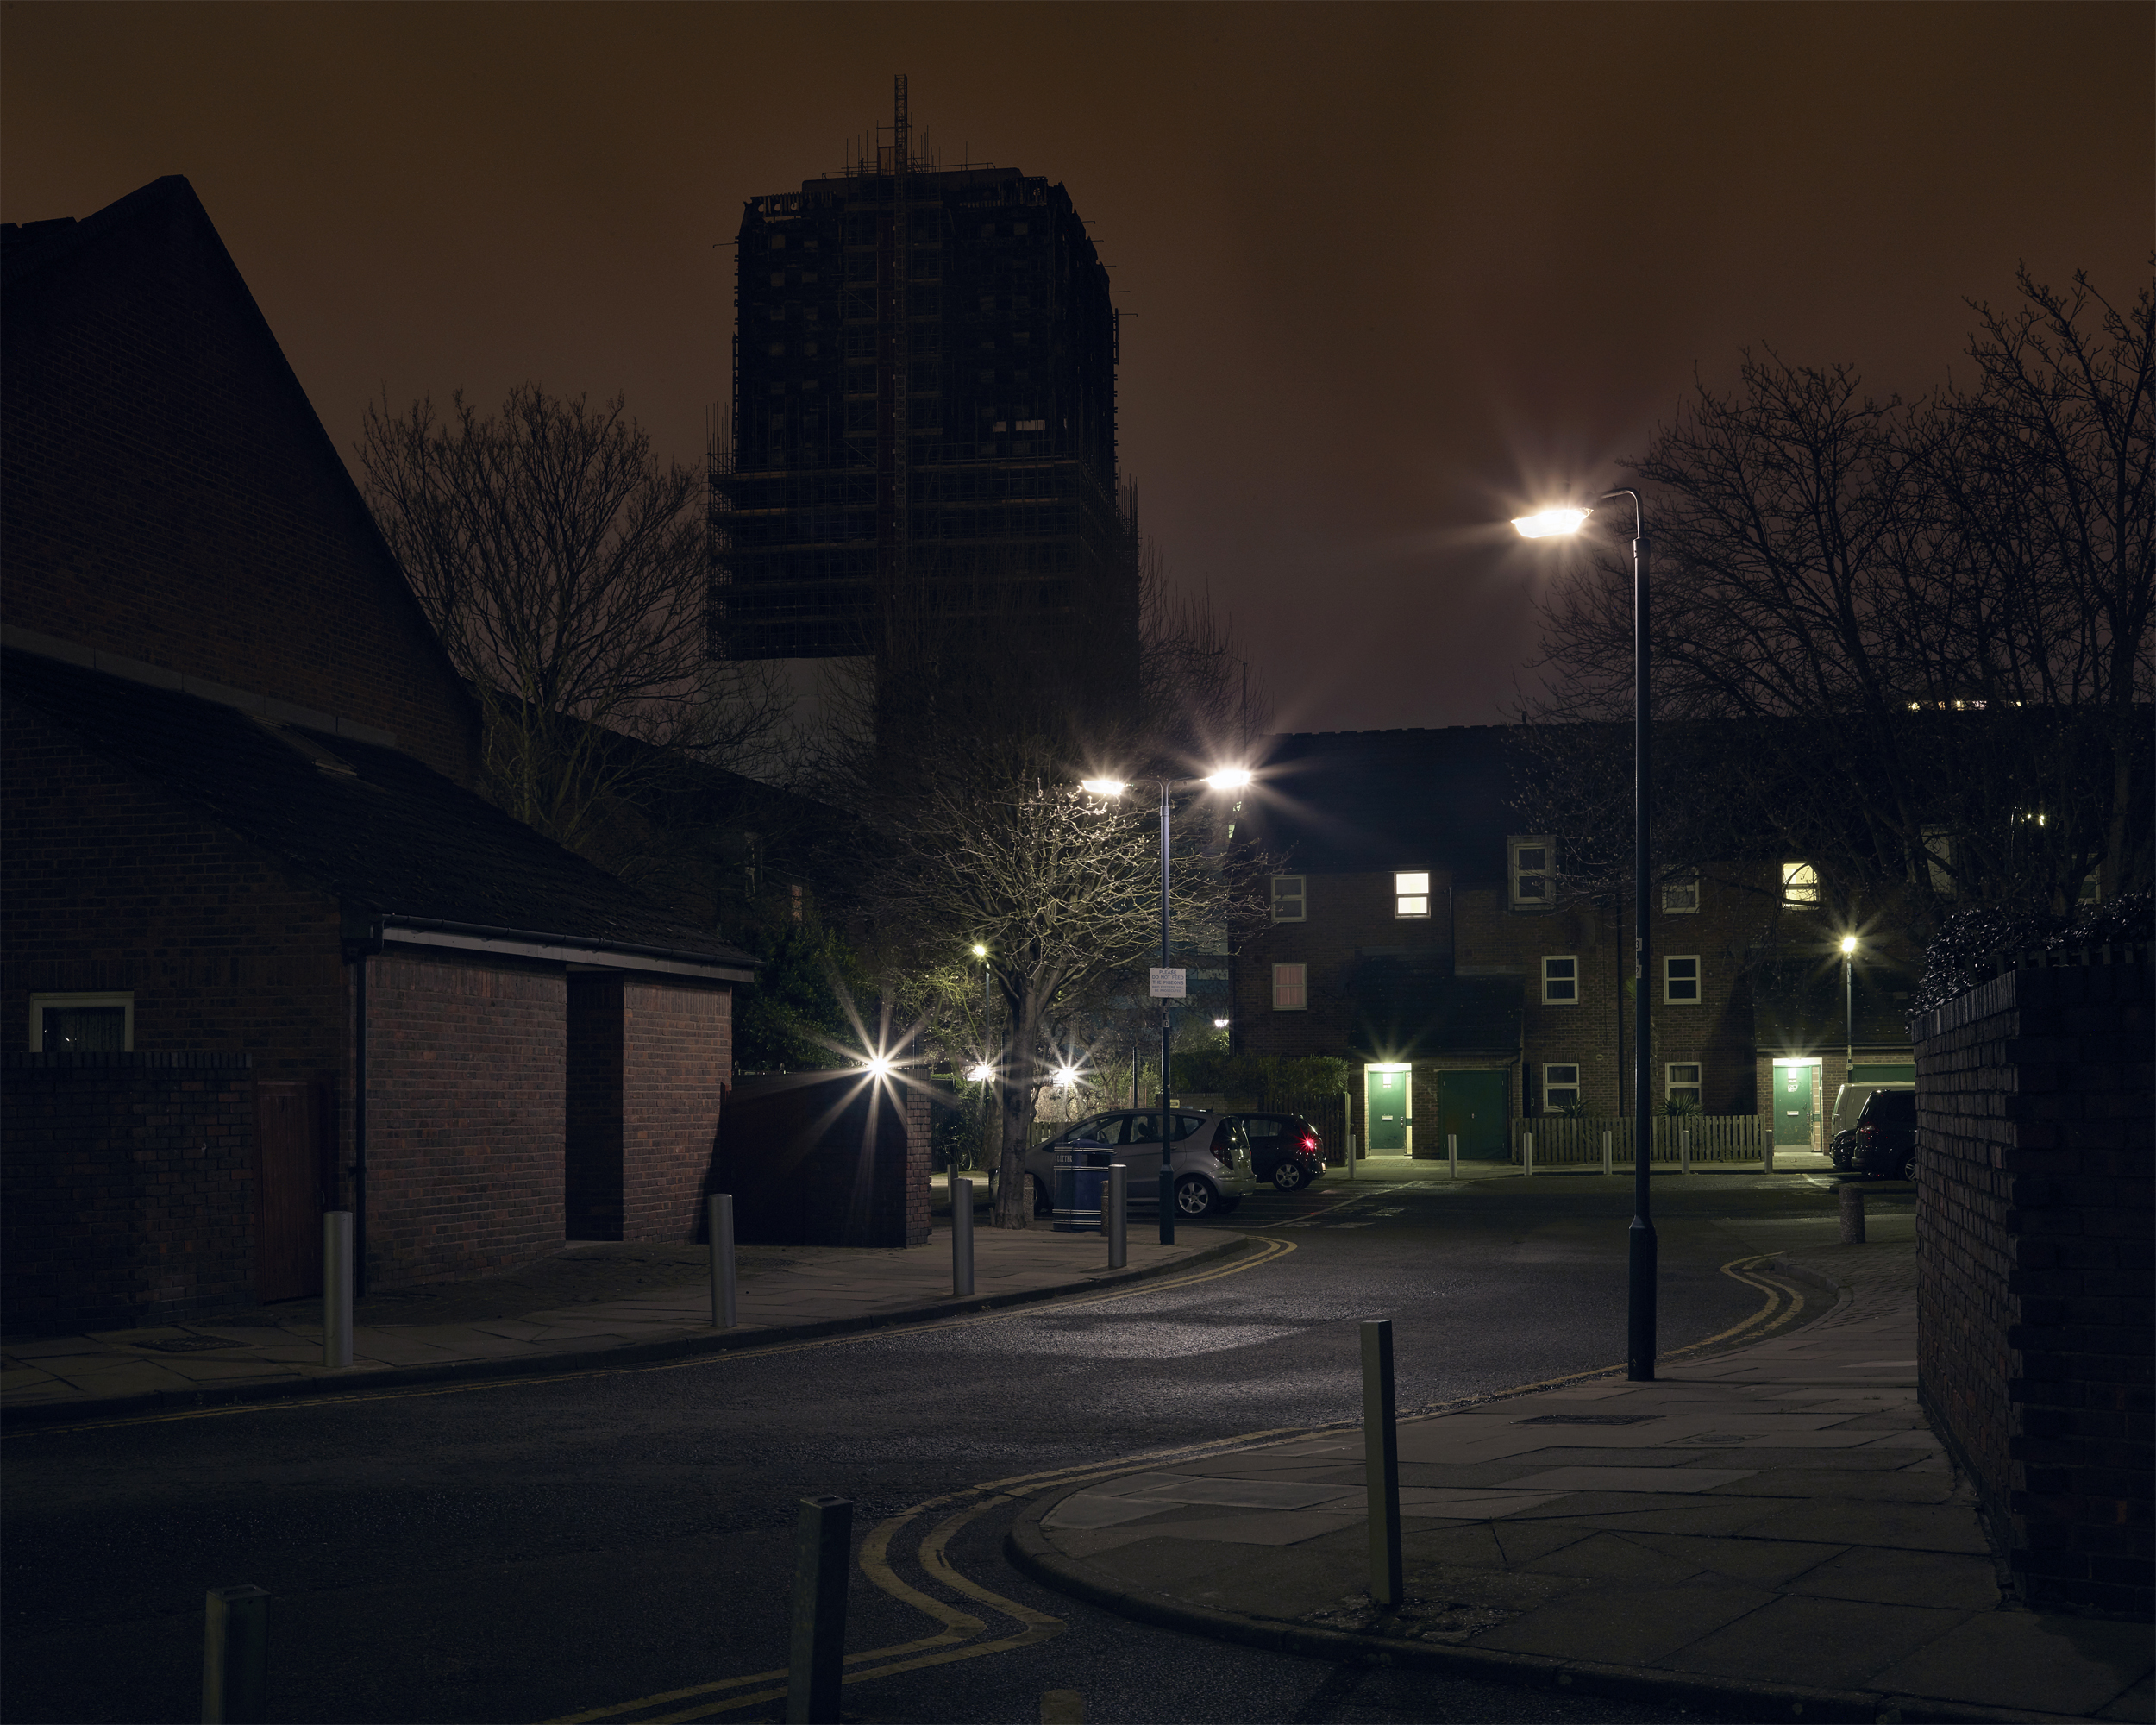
[1840, 933, 1858, 1076]
[1084, 767, 1251, 1244]
[1513, 490, 1658, 1381]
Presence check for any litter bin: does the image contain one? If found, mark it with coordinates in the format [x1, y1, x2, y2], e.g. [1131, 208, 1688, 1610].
[1053, 1142, 1116, 1233]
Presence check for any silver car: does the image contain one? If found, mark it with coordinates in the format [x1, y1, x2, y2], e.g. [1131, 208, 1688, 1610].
[1021, 1110, 1256, 1220]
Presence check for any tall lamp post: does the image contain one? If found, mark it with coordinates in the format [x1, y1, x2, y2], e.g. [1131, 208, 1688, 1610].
[1084, 768, 1250, 1245]
[969, 943, 993, 1175]
[1840, 933, 1858, 1076]
[1514, 492, 1658, 1380]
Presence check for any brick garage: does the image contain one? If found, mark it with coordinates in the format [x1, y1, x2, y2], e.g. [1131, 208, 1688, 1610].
[1, 1052, 256, 1330]
[1914, 950, 2153, 1616]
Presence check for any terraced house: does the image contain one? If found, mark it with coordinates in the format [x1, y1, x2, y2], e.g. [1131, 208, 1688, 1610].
[1232, 729, 1919, 1164]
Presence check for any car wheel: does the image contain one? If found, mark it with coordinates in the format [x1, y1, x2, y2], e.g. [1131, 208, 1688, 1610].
[1896, 1151, 1915, 1182]
[1031, 1177, 1053, 1218]
[1271, 1160, 1307, 1192]
[1173, 1176, 1217, 1220]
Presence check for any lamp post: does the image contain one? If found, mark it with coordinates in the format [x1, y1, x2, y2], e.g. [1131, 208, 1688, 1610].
[1084, 768, 1250, 1245]
[1840, 933, 1858, 1076]
[1514, 492, 1657, 1380]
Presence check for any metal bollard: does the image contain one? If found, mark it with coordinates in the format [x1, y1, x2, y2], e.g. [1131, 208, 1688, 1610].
[323, 1211, 354, 1370]
[1346, 1132, 1357, 1180]
[1839, 1182, 1867, 1244]
[1681, 1130, 1692, 1175]
[1764, 1132, 1777, 1174]
[1361, 1319, 1403, 1608]
[787, 1495, 853, 1724]
[708, 1194, 738, 1328]
[1602, 1130, 1614, 1176]
[1522, 1131, 1534, 1178]
[1447, 1132, 1457, 1181]
[201, 1584, 267, 1724]
[1106, 1164, 1127, 1270]
[951, 1177, 975, 1296]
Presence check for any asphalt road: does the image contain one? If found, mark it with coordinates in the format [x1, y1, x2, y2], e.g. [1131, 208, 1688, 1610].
[3, 1170, 1905, 1725]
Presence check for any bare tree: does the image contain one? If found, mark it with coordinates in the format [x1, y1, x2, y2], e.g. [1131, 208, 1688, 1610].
[359, 385, 789, 854]
[1521, 266, 2153, 935]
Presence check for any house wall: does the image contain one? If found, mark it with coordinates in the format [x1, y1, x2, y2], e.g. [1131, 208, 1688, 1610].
[0, 697, 348, 1076]
[365, 951, 566, 1288]
[1237, 869, 1454, 1060]
[1913, 955, 2153, 1617]
[0, 1051, 257, 1332]
[0, 179, 479, 786]
[620, 979, 732, 1242]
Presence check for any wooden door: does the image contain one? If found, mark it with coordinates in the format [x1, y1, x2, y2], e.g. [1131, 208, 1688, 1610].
[1365, 1069, 1410, 1151]
[1773, 1063, 1816, 1147]
[1434, 1070, 1510, 1158]
[257, 1080, 328, 1302]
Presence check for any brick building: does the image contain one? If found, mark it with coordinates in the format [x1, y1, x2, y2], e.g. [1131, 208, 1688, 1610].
[1, 176, 759, 1324]
[1233, 728, 1917, 1157]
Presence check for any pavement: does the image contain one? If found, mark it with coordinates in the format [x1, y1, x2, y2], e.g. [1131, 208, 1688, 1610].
[0, 1197, 1235, 1426]
[1011, 1211, 2154, 1725]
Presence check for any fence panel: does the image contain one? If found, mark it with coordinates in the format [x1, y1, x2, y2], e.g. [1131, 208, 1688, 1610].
[1515, 1115, 1768, 1167]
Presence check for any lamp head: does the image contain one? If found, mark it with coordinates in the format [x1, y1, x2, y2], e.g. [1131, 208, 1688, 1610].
[1839, 935, 1858, 955]
[970, 943, 987, 958]
[966, 1062, 995, 1083]
[862, 1054, 894, 1079]
[1080, 778, 1128, 797]
[1512, 507, 1591, 539]
[1052, 1063, 1079, 1088]
[1203, 768, 1252, 790]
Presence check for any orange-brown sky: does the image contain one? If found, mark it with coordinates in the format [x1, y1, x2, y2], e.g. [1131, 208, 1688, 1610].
[4, 3, 2149, 733]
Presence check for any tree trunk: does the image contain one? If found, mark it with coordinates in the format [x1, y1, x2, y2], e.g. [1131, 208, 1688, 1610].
[990, 989, 1044, 1228]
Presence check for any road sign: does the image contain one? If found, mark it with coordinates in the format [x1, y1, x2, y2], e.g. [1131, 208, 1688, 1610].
[1150, 968, 1187, 998]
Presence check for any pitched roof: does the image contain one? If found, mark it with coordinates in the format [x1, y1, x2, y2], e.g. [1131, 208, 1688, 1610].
[1248, 727, 1523, 885]
[5, 649, 755, 972]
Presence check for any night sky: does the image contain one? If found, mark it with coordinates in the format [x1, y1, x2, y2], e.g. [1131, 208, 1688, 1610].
[5, 3, 2148, 733]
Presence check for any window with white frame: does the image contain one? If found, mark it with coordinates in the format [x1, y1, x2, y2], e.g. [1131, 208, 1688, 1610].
[29, 991, 133, 1052]
[1542, 955, 1578, 1004]
[1923, 826, 1954, 895]
[1511, 838, 1554, 909]
[1666, 1063, 1702, 1107]
[2078, 869, 2103, 906]
[1664, 956, 1701, 1002]
[1782, 862, 1820, 906]
[1394, 871, 1430, 918]
[1662, 875, 1700, 914]
[1543, 1063, 1582, 1110]
[1272, 963, 1307, 1011]
[1270, 875, 1307, 923]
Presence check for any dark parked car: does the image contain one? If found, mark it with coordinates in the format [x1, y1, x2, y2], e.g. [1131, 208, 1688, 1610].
[1225, 1113, 1328, 1191]
[1846, 1088, 1918, 1180]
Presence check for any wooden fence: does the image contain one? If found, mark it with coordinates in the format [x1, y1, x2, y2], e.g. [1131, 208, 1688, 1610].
[1512, 1114, 1771, 1170]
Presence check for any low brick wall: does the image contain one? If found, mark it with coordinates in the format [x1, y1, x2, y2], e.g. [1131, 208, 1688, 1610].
[718, 1072, 930, 1249]
[1913, 953, 2153, 1617]
[1, 1051, 255, 1331]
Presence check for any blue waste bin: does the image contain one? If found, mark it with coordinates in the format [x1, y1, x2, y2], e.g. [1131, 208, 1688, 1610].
[1053, 1142, 1115, 1232]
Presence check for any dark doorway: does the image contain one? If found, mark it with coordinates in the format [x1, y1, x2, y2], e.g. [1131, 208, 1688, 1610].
[256, 1079, 329, 1301]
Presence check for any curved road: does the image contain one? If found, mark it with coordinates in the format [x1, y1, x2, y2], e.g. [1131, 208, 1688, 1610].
[3, 1171, 1892, 1724]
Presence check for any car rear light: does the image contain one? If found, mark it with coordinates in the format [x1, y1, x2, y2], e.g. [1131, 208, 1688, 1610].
[1300, 1135, 1318, 1151]
[1212, 1144, 1234, 1166]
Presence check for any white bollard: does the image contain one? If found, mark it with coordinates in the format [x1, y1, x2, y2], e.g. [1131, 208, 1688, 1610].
[1346, 1133, 1357, 1181]
[951, 1177, 975, 1296]
[1763, 1131, 1776, 1174]
[1447, 1132, 1457, 1181]
[202, 1584, 268, 1724]
[1522, 1131, 1534, 1178]
[1681, 1130, 1692, 1175]
[708, 1194, 738, 1328]
[323, 1211, 354, 1369]
[1602, 1130, 1614, 1176]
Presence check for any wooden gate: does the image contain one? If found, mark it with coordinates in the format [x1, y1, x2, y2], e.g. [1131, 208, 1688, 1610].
[256, 1079, 329, 1302]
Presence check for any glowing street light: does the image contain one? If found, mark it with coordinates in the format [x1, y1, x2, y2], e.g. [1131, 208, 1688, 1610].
[1840, 933, 1861, 1074]
[966, 1062, 995, 1083]
[970, 943, 987, 958]
[1052, 1063, 1080, 1088]
[1513, 489, 1660, 1382]
[862, 1053, 894, 1080]
[1081, 778, 1128, 797]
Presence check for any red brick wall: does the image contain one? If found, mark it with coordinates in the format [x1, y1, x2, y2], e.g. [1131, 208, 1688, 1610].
[1, 697, 348, 1078]
[364, 951, 565, 1288]
[1, 179, 479, 785]
[1, 1052, 256, 1332]
[1237, 869, 1455, 1060]
[619, 979, 731, 1242]
[1914, 955, 2153, 1617]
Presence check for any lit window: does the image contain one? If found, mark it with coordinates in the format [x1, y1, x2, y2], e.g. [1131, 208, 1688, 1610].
[1924, 827, 1954, 895]
[1782, 862, 1819, 906]
[1272, 963, 1307, 1011]
[1395, 871, 1430, 918]
[1666, 1063, 1702, 1107]
[1542, 955, 1578, 1005]
[1664, 957, 1701, 1003]
[29, 991, 133, 1051]
[1662, 875, 1699, 914]
[1270, 875, 1306, 923]
[1544, 1063, 1582, 1110]
[1512, 839, 1554, 909]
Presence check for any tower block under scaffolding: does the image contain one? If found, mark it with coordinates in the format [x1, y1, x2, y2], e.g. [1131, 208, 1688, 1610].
[710, 77, 1135, 677]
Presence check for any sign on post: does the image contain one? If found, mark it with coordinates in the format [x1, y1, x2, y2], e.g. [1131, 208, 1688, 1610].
[1149, 968, 1186, 998]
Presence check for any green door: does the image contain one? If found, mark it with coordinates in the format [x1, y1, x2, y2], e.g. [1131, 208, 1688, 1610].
[1432, 1070, 1509, 1159]
[1365, 1069, 1410, 1151]
[1774, 1063, 1816, 1146]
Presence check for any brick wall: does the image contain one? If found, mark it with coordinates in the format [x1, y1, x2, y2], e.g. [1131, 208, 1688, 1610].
[620, 979, 731, 1242]
[564, 974, 626, 1239]
[1, 1052, 255, 1332]
[1913, 954, 2153, 1617]
[1, 178, 479, 785]
[1237, 869, 1454, 1060]
[1, 697, 348, 1079]
[718, 1072, 930, 1248]
[364, 951, 565, 1288]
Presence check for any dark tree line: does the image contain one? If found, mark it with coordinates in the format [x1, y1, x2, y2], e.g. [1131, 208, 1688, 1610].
[1519, 264, 2153, 941]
